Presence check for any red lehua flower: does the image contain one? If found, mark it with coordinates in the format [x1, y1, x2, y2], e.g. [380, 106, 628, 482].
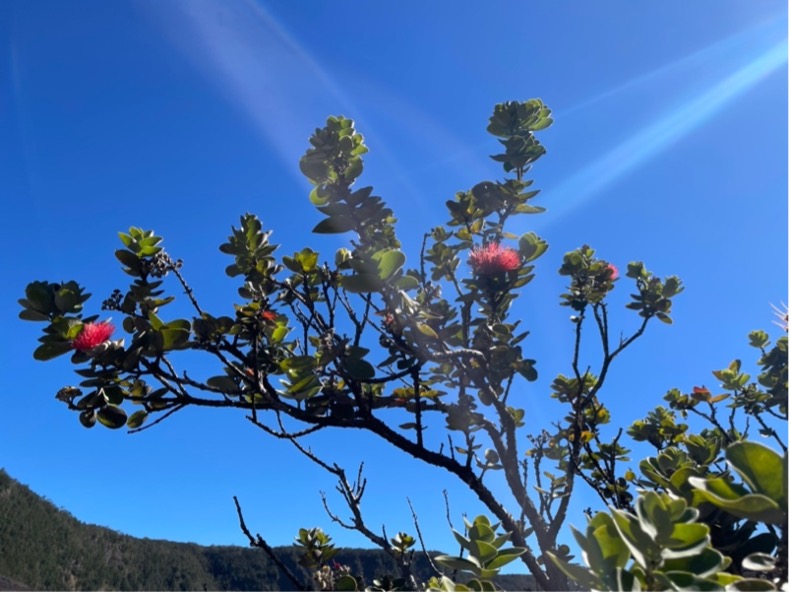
[261, 310, 278, 323]
[606, 264, 619, 280]
[72, 321, 115, 352]
[469, 243, 521, 276]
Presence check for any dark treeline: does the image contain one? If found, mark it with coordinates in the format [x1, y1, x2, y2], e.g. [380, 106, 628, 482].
[0, 470, 534, 591]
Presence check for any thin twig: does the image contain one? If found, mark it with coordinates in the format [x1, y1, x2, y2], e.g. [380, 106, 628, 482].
[413, 368, 424, 448]
[233, 496, 306, 591]
[247, 412, 325, 440]
[407, 497, 441, 578]
[753, 412, 787, 450]
[442, 490, 455, 534]
[170, 258, 204, 317]
[442, 490, 463, 582]
[128, 403, 186, 434]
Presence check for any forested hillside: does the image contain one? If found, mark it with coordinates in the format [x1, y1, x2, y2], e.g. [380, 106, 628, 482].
[0, 469, 405, 590]
[0, 470, 534, 591]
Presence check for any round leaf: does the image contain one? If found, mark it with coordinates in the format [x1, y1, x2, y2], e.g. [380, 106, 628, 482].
[726, 442, 786, 506]
[127, 410, 149, 429]
[34, 341, 73, 361]
[375, 249, 405, 280]
[97, 406, 128, 429]
[340, 274, 382, 293]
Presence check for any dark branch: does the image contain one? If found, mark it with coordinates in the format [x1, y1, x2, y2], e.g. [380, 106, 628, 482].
[233, 496, 307, 591]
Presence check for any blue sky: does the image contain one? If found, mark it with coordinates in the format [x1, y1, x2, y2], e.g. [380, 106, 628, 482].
[2, 0, 787, 561]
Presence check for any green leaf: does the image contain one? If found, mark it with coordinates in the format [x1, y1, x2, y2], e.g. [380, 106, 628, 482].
[690, 475, 747, 502]
[587, 513, 631, 577]
[96, 405, 127, 429]
[160, 328, 190, 350]
[148, 311, 164, 330]
[34, 341, 73, 361]
[296, 248, 319, 272]
[545, 552, 602, 591]
[636, 490, 672, 542]
[513, 204, 545, 214]
[661, 547, 728, 577]
[375, 249, 405, 280]
[24, 282, 55, 314]
[343, 358, 375, 380]
[340, 274, 382, 293]
[53, 285, 84, 313]
[281, 256, 302, 273]
[742, 552, 776, 573]
[271, 325, 288, 343]
[333, 575, 358, 591]
[284, 373, 321, 398]
[19, 308, 50, 322]
[726, 578, 777, 591]
[206, 375, 239, 393]
[280, 356, 315, 374]
[726, 442, 786, 506]
[434, 555, 480, 574]
[518, 232, 548, 263]
[309, 185, 330, 206]
[101, 385, 125, 406]
[611, 509, 660, 570]
[476, 568, 499, 580]
[486, 547, 525, 570]
[469, 514, 493, 529]
[451, 528, 471, 553]
[344, 155, 363, 179]
[473, 540, 498, 564]
[393, 275, 419, 290]
[689, 477, 785, 524]
[312, 215, 356, 234]
[139, 244, 160, 256]
[118, 231, 135, 248]
[416, 322, 439, 339]
[655, 312, 673, 324]
[662, 571, 723, 591]
[663, 523, 709, 554]
[748, 330, 770, 348]
[514, 359, 538, 382]
[115, 250, 142, 275]
[127, 410, 148, 429]
[79, 410, 96, 428]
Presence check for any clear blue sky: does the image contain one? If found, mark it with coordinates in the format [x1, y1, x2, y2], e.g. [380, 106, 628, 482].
[2, 0, 787, 560]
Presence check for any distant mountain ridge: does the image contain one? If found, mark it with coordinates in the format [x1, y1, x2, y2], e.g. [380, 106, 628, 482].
[0, 470, 535, 591]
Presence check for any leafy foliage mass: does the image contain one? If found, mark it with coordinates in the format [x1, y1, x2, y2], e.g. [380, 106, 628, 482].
[19, 99, 787, 591]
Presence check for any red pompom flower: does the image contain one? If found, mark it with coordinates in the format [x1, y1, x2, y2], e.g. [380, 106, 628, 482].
[606, 264, 619, 281]
[72, 321, 115, 352]
[469, 243, 521, 276]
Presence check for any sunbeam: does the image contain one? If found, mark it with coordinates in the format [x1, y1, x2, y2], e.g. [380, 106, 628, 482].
[556, 14, 786, 118]
[142, 0, 359, 186]
[541, 38, 787, 226]
[142, 0, 461, 226]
